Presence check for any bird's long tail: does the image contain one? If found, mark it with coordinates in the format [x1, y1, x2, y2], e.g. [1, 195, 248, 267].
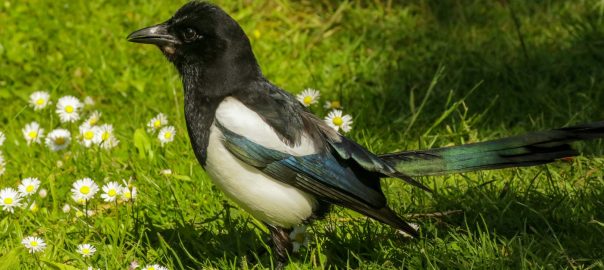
[380, 121, 604, 177]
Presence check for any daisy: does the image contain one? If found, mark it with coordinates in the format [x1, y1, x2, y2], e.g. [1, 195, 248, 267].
[18, 177, 41, 196]
[79, 123, 98, 148]
[84, 96, 95, 106]
[84, 111, 102, 126]
[38, 188, 47, 198]
[158, 126, 176, 146]
[296, 88, 320, 107]
[21, 236, 46, 253]
[76, 243, 96, 257]
[142, 264, 168, 270]
[0, 152, 5, 176]
[71, 178, 99, 202]
[22, 121, 45, 145]
[45, 129, 71, 151]
[324, 110, 353, 133]
[29, 201, 39, 212]
[62, 203, 71, 213]
[101, 181, 123, 202]
[56, 95, 83, 123]
[289, 225, 309, 253]
[120, 179, 137, 202]
[0, 130, 5, 146]
[93, 124, 119, 149]
[0, 187, 21, 213]
[29, 91, 51, 110]
[128, 260, 140, 270]
[323, 100, 342, 110]
[147, 113, 168, 133]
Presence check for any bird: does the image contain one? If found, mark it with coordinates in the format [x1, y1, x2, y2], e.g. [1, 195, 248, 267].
[127, 1, 604, 267]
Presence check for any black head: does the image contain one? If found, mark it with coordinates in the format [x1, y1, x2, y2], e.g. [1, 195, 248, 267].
[128, 1, 261, 96]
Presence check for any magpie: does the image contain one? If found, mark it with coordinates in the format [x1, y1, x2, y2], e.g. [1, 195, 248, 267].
[127, 1, 604, 266]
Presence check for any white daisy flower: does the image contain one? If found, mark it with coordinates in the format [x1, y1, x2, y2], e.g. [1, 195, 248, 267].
[76, 243, 96, 257]
[158, 126, 176, 146]
[289, 225, 309, 253]
[22, 121, 45, 145]
[323, 100, 343, 110]
[296, 88, 320, 107]
[45, 129, 71, 151]
[29, 201, 39, 212]
[62, 203, 71, 213]
[0, 151, 5, 176]
[84, 111, 102, 126]
[93, 124, 119, 150]
[38, 188, 47, 198]
[147, 113, 168, 133]
[142, 264, 168, 270]
[324, 110, 353, 133]
[56, 95, 83, 123]
[101, 181, 123, 202]
[84, 96, 95, 106]
[71, 178, 99, 202]
[160, 169, 172, 175]
[0, 130, 5, 146]
[78, 123, 98, 148]
[128, 260, 140, 270]
[120, 179, 137, 202]
[0, 187, 21, 213]
[29, 91, 51, 110]
[21, 236, 46, 253]
[18, 177, 41, 196]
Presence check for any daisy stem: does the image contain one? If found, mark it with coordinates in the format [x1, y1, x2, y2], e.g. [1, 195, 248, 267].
[33, 253, 43, 269]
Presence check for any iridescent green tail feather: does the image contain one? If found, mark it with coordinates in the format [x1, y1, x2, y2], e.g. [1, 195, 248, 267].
[380, 121, 604, 177]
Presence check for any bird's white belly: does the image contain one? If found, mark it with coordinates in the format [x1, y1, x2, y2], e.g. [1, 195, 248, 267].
[204, 124, 317, 228]
[203, 97, 321, 228]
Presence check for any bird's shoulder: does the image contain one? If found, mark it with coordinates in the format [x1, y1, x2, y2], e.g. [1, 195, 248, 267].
[230, 80, 334, 149]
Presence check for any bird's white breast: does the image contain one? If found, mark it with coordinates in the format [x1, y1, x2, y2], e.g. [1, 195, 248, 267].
[204, 97, 318, 228]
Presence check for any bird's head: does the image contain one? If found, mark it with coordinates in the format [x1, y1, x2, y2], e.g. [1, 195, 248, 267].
[127, 1, 260, 95]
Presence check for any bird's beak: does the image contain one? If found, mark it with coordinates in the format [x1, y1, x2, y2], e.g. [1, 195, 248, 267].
[127, 23, 180, 46]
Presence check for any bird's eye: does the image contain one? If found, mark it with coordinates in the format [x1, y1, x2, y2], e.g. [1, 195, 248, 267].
[182, 27, 198, 42]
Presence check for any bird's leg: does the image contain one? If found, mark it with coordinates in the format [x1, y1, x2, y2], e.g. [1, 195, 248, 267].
[265, 223, 293, 269]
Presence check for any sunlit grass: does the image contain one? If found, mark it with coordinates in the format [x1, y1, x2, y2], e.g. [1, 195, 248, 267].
[0, 0, 603, 269]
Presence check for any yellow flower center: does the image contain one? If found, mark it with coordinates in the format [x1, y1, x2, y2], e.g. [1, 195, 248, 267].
[89, 118, 98, 125]
[164, 132, 172, 139]
[303, 96, 313, 105]
[30, 203, 38, 212]
[3, 197, 13, 204]
[80, 186, 90, 195]
[26, 185, 35, 193]
[65, 105, 74, 113]
[153, 120, 161, 128]
[28, 131, 38, 139]
[84, 131, 94, 140]
[101, 131, 110, 141]
[82, 248, 90, 254]
[30, 241, 38, 247]
[54, 137, 65, 145]
[76, 210, 84, 217]
[108, 189, 117, 197]
[148, 267, 155, 270]
[330, 101, 341, 108]
[253, 30, 261, 39]
[36, 98, 45, 105]
[332, 116, 343, 126]
[124, 191, 132, 199]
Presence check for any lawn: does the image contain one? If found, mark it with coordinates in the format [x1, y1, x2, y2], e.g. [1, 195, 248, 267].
[1, 0, 603, 269]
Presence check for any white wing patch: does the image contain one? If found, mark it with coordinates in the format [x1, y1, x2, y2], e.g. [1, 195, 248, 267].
[214, 97, 317, 156]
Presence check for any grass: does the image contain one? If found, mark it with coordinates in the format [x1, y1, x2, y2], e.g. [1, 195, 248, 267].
[1, 0, 604, 269]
